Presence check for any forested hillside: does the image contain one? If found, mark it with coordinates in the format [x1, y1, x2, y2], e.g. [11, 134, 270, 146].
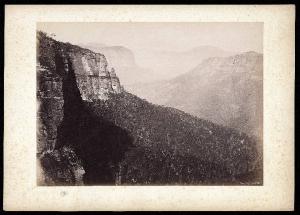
[85, 92, 262, 184]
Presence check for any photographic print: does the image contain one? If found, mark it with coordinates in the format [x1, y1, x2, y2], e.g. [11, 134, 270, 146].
[4, 5, 295, 211]
[36, 22, 263, 186]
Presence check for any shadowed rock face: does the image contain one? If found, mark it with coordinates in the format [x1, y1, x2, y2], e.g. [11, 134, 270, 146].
[37, 31, 131, 185]
[56, 54, 133, 184]
[37, 63, 64, 154]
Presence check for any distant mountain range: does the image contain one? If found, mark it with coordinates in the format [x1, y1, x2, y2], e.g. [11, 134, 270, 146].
[81, 43, 136, 67]
[80, 43, 237, 86]
[133, 45, 236, 81]
[127, 51, 263, 139]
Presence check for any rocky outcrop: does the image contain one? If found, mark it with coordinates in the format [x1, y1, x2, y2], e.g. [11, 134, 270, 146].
[67, 47, 123, 101]
[37, 63, 64, 154]
[37, 31, 123, 150]
[109, 67, 122, 93]
[37, 39, 85, 185]
[37, 31, 127, 185]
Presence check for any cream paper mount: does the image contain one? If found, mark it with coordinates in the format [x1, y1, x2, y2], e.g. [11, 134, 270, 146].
[4, 5, 295, 211]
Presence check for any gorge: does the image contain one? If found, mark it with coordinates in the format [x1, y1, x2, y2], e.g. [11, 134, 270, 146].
[37, 31, 262, 185]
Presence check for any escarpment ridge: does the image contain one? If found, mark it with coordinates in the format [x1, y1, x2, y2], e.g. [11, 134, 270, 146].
[37, 31, 130, 185]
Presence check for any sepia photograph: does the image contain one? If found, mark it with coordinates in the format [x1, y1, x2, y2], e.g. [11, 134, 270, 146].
[4, 5, 294, 211]
[36, 22, 263, 186]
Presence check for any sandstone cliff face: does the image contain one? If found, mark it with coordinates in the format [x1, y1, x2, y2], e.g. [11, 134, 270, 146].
[67, 45, 122, 101]
[37, 31, 124, 185]
[37, 63, 64, 154]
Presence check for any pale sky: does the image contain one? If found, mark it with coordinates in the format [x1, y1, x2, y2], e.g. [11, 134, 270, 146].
[37, 22, 263, 83]
[37, 22, 263, 54]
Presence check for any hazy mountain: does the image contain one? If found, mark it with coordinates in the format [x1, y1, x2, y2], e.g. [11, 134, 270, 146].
[127, 52, 263, 139]
[84, 44, 136, 67]
[134, 46, 236, 80]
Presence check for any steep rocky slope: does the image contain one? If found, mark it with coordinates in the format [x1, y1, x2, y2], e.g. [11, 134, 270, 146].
[128, 52, 263, 139]
[37, 32, 262, 185]
[37, 31, 131, 185]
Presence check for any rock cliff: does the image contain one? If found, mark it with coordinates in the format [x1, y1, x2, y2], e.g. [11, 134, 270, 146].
[37, 31, 126, 185]
[67, 47, 122, 101]
[37, 31, 123, 152]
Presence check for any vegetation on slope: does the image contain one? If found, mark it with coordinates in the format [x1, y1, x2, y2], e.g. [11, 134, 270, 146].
[85, 92, 262, 185]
